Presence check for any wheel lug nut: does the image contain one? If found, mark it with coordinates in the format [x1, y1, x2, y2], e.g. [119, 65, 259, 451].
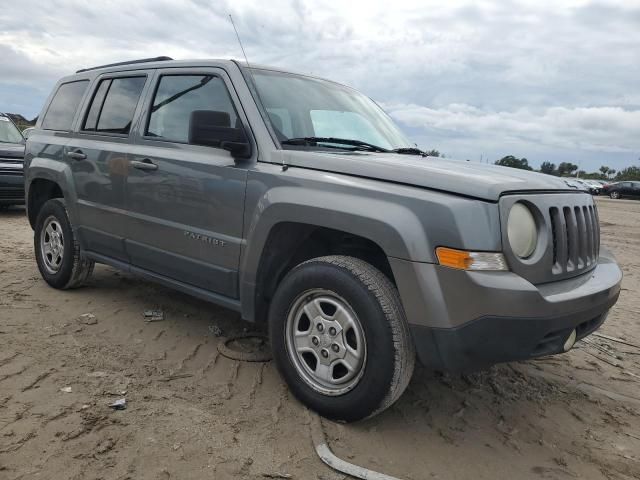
[312, 336, 319, 346]
[329, 327, 337, 336]
[321, 349, 329, 358]
[317, 324, 324, 332]
[331, 344, 339, 353]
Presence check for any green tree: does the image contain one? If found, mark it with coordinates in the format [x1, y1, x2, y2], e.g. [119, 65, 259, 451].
[614, 166, 640, 181]
[557, 162, 578, 176]
[540, 161, 556, 175]
[599, 166, 610, 177]
[495, 155, 533, 170]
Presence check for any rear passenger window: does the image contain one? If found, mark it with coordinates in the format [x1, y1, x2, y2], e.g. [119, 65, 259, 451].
[146, 75, 238, 144]
[83, 76, 146, 134]
[42, 81, 89, 131]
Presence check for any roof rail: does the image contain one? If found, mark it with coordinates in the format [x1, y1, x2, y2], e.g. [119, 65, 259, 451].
[76, 56, 173, 73]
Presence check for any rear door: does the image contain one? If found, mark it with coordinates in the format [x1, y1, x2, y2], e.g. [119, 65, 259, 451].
[620, 182, 634, 196]
[68, 72, 151, 261]
[125, 67, 249, 298]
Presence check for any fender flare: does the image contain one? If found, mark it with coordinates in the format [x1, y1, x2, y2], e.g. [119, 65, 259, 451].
[26, 157, 77, 226]
[238, 185, 429, 322]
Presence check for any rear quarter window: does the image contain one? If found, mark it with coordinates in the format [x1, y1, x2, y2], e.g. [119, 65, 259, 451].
[41, 80, 90, 131]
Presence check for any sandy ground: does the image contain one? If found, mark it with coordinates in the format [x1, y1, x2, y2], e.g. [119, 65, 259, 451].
[0, 197, 639, 480]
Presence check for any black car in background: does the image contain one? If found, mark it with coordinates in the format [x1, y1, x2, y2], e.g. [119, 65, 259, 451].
[0, 113, 25, 208]
[603, 181, 640, 199]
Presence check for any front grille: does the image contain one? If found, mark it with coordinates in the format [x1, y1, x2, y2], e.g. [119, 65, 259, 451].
[500, 193, 600, 284]
[0, 190, 24, 200]
[549, 204, 600, 275]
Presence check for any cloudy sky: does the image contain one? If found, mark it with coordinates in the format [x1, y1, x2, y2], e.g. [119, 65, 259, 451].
[1, 0, 639, 171]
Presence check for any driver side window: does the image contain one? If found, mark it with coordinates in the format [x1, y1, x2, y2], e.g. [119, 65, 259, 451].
[146, 74, 238, 145]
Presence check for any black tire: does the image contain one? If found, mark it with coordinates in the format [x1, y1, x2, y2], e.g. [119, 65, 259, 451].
[269, 255, 415, 422]
[610, 191, 620, 199]
[34, 198, 94, 289]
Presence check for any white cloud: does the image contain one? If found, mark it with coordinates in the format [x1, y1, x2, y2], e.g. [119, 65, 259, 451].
[0, 0, 638, 170]
[387, 103, 640, 155]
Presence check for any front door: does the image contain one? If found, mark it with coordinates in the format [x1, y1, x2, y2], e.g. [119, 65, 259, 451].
[126, 68, 249, 298]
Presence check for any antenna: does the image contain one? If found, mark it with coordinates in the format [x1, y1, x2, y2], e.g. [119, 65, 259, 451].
[229, 14, 252, 70]
[229, 14, 288, 170]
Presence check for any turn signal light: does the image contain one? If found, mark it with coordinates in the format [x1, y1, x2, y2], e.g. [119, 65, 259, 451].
[436, 247, 508, 271]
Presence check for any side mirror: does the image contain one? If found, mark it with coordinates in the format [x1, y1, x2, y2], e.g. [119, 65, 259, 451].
[189, 110, 251, 159]
[22, 127, 34, 140]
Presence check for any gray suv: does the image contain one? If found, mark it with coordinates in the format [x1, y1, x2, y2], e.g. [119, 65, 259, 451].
[24, 57, 622, 421]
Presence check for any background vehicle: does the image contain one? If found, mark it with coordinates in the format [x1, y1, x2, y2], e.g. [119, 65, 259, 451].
[22, 127, 35, 139]
[575, 179, 601, 195]
[563, 179, 585, 190]
[603, 181, 640, 199]
[0, 112, 26, 209]
[24, 57, 622, 421]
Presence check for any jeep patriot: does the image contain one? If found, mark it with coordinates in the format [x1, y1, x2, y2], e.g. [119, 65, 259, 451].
[24, 57, 622, 421]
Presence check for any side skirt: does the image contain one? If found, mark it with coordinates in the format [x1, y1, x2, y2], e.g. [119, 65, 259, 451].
[83, 251, 242, 313]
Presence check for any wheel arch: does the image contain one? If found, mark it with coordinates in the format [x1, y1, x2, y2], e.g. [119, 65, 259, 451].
[251, 222, 398, 322]
[239, 194, 425, 324]
[27, 178, 65, 229]
[26, 158, 77, 229]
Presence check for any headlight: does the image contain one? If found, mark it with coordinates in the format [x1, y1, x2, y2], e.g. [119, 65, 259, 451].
[507, 203, 537, 258]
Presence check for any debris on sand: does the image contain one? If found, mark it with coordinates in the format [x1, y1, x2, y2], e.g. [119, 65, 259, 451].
[208, 324, 224, 337]
[144, 309, 164, 322]
[60, 386, 72, 393]
[262, 473, 292, 479]
[109, 398, 127, 410]
[160, 373, 193, 382]
[218, 334, 273, 362]
[78, 313, 97, 325]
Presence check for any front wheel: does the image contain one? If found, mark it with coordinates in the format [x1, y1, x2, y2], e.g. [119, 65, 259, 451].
[268, 256, 415, 422]
[610, 191, 621, 199]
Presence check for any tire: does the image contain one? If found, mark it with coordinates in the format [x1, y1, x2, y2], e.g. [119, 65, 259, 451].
[268, 255, 415, 422]
[610, 191, 620, 199]
[34, 198, 94, 289]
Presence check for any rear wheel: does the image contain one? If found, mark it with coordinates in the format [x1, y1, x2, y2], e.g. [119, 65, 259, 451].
[34, 198, 94, 289]
[269, 256, 415, 422]
[610, 191, 620, 199]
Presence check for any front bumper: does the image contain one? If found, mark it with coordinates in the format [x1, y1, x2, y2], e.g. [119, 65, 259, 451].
[0, 171, 25, 205]
[390, 248, 622, 372]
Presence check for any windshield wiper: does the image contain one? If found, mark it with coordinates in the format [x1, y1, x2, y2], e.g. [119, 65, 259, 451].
[281, 137, 389, 153]
[390, 147, 427, 156]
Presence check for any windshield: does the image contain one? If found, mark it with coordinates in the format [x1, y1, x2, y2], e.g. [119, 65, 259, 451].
[0, 117, 24, 144]
[251, 69, 412, 150]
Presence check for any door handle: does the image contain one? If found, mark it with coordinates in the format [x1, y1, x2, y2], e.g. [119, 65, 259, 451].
[131, 159, 158, 171]
[67, 150, 87, 161]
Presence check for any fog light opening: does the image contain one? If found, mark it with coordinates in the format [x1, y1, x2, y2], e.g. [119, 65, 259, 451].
[563, 329, 577, 352]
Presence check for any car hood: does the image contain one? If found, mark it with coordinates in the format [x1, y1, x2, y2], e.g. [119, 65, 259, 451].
[281, 151, 577, 202]
[0, 142, 25, 161]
